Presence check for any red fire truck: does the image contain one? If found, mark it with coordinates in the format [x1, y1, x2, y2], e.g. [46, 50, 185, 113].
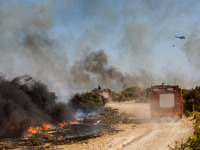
[91, 85, 112, 101]
[151, 83, 183, 119]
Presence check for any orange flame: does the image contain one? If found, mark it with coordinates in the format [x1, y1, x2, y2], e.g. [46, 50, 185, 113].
[58, 120, 78, 127]
[27, 123, 52, 135]
[58, 121, 68, 127]
[28, 127, 39, 135]
[28, 120, 78, 135]
[69, 120, 77, 125]
[42, 123, 52, 131]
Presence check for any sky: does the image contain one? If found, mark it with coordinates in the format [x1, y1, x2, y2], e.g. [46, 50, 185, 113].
[0, 0, 200, 98]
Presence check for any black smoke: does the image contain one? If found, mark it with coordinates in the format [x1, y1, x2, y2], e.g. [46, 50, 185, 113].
[70, 50, 156, 90]
[70, 50, 131, 89]
[0, 75, 74, 138]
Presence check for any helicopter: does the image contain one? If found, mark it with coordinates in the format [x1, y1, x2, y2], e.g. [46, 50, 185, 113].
[175, 35, 186, 39]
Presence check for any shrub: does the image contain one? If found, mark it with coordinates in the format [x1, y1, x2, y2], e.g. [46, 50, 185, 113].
[71, 92, 108, 112]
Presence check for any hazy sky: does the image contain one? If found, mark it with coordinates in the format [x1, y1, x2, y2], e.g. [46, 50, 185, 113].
[1, 0, 200, 96]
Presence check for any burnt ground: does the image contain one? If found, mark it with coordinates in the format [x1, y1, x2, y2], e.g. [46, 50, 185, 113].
[0, 101, 194, 150]
[0, 107, 119, 150]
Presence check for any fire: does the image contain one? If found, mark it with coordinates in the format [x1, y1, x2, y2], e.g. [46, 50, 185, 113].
[27, 123, 52, 135]
[58, 120, 77, 127]
[27, 120, 78, 135]
[69, 120, 77, 125]
[28, 127, 39, 135]
[42, 123, 52, 131]
[58, 121, 68, 127]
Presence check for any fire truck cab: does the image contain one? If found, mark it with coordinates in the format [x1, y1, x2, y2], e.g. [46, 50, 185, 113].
[151, 83, 183, 119]
[91, 85, 112, 101]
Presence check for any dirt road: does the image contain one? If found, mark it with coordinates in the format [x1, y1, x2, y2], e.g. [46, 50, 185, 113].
[55, 101, 193, 150]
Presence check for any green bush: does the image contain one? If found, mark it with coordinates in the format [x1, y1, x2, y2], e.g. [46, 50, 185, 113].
[71, 92, 108, 111]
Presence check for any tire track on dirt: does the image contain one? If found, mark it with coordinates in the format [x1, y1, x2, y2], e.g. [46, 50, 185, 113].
[120, 129, 153, 149]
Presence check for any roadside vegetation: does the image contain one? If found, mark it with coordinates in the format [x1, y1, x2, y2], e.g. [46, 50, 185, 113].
[169, 116, 200, 150]
[183, 86, 200, 115]
[112, 87, 151, 103]
[169, 86, 200, 149]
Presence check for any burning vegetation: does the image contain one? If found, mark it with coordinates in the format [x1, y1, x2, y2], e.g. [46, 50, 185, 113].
[0, 75, 74, 139]
[0, 75, 122, 149]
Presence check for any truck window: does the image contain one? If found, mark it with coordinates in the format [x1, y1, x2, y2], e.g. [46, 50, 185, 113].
[159, 94, 175, 108]
[102, 92, 109, 99]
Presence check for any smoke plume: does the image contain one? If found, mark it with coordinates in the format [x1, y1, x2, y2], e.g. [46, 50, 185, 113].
[184, 28, 200, 69]
[70, 50, 157, 90]
[0, 1, 71, 98]
[1, 0, 200, 96]
[0, 75, 74, 138]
